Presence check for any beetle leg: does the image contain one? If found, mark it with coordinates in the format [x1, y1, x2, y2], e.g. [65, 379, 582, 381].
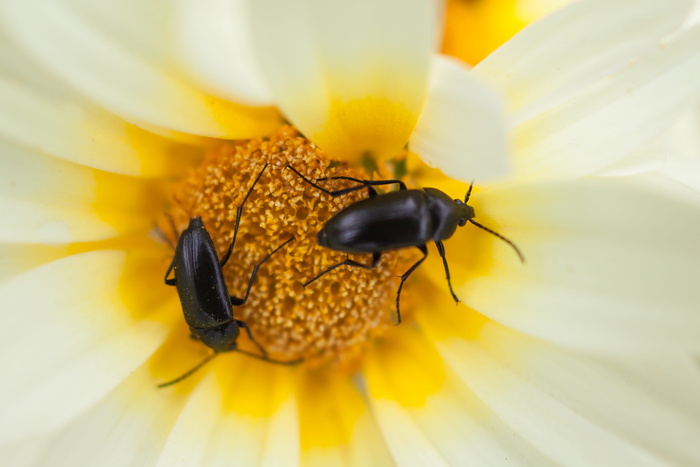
[164, 212, 180, 239]
[435, 240, 460, 305]
[234, 320, 268, 358]
[316, 175, 407, 196]
[303, 252, 382, 287]
[287, 164, 407, 198]
[230, 236, 295, 306]
[394, 245, 428, 325]
[164, 257, 177, 286]
[287, 164, 371, 197]
[285, 164, 336, 195]
[220, 162, 269, 267]
[162, 212, 179, 285]
[155, 226, 177, 251]
[233, 348, 304, 365]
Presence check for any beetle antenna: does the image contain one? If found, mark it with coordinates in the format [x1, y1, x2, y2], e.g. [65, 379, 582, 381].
[164, 212, 180, 238]
[156, 352, 218, 388]
[464, 180, 475, 204]
[155, 212, 179, 251]
[468, 219, 525, 263]
[172, 194, 193, 218]
[221, 162, 269, 266]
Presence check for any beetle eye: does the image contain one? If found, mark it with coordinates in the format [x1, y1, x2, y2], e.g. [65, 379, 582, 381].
[458, 218, 467, 227]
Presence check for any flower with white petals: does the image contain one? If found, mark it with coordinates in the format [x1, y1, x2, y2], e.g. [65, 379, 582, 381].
[1, 0, 700, 465]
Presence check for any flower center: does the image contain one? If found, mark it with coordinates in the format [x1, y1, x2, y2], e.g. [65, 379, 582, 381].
[163, 126, 413, 369]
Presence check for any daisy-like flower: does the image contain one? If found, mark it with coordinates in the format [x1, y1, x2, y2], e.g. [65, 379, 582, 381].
[2, 0, 700, 465]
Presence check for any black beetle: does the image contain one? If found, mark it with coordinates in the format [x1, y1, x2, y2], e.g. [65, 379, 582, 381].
[159, 164, 299, 388]
[286, 165, 524, 324]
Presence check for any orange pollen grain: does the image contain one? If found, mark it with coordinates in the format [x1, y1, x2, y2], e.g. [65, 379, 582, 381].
[164, 126, 412, 369]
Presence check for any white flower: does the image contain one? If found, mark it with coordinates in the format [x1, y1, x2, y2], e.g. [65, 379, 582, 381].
[1, 0, 699, 465]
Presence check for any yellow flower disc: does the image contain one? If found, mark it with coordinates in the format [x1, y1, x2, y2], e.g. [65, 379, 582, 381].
[163, 126, 415, 371]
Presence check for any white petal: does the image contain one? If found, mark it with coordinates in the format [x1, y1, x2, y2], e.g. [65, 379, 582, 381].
[655, 104, 700, 191]
[0, 140, 158, 244]
[0, 437, 52, 466]
[458, 174, 700, 352]
[410, 55, 510, 183]
[362, 330, 553, 466]
[0, 251, 168, 444]
[155, 375, 224, 467]
[249, 0, 437, 161]
[420, 297, 700, 464]
[515, 0, 576, 23]
[0, 244, 72, 283]
[173, 0, 272, 106]
[437, 334, 695, 465]
[475, 0, 694, 115]
[500, 328, 700, 464]
[0, 34, 184, 177]
[260, 396, 300, 467]
[0, 0, 282, 138]
[688, 2, 700, 27]
[156, 361, 299, 467]
[510, 26, 700, 180]
[432, 320, 700, 465]
[10, 367, 186, 466]
[365, 400, 450, 467]
[297, 372, 393, 467]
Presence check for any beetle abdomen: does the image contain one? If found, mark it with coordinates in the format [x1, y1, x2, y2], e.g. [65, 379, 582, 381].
[319, 190, 433, 253]
[175, 220, 233, 328]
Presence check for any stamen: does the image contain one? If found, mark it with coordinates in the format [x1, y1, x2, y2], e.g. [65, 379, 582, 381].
[162, 126, 413, 369]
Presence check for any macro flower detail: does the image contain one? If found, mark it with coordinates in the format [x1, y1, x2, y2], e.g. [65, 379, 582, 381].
[1, 0, 700, 466]
[161, 126, 409, 369]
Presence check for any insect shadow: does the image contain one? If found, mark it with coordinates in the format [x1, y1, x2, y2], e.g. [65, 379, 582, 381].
[158, 163, 300, 388]
[286, 164, 524, 325]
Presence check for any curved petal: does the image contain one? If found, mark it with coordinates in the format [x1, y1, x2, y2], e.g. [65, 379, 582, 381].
[173, 0, 272, 106]
[510, 26, 700, 181]
[419, 300, 700, 465]
[455, 174, 700, 352]
[0, 439, 52, 465]
[0, 243, 71, 283]
[6, 367, 186, 466]
[0, 0, 282, 138]
[0, 251, 168, 444]
[410, 55, 510, 183]
[362, 330, 450, 466]
[0, 140, 161, 244]
[155, 361, 299, 466]
[249, 0, 437, 162]
[434, 324, 700, 465]
[0, 33, 192, 178]
[516, 0, 575, 23]
[362, 329, 554, 466]
[655, 104, 700, 191]
[475, 0, 694, 115]
[298, 371, 392, 466]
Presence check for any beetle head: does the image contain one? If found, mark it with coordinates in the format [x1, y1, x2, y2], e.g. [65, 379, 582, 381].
[454, 199, 475, 227]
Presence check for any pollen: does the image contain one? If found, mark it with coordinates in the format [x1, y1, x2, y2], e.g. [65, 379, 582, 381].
[163, 126, 413, 369]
